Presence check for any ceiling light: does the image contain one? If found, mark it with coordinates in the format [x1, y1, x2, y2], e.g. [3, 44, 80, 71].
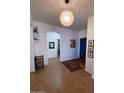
[60, 10, 74, 27]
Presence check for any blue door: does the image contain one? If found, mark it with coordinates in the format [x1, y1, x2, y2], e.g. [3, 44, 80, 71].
[80, 38, 87, 59]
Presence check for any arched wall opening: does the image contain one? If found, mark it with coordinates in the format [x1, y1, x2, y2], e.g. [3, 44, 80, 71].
[47, 32, 61, 60]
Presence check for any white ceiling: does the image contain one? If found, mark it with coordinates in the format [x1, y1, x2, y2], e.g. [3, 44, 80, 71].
[31, 0, 94, 31]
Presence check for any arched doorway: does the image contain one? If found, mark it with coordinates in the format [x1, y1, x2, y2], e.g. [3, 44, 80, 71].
[47, 32, 61, 61]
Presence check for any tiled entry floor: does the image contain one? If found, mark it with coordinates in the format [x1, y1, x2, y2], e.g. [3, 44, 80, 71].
[30, 58, 94, 93]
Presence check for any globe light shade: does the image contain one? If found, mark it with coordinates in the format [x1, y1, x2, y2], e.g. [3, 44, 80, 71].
[60, 10, 74, 27]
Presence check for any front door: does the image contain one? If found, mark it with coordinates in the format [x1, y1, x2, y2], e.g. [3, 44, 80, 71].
[80, 38, 87, 59]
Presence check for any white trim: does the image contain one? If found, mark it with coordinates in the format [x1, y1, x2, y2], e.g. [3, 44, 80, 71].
[91, 75, 94, 79]
[30, 69, 35, 72]
[44, 61, 48, 65]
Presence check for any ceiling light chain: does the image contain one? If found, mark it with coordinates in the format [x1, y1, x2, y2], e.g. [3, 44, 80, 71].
[59, 0, 74, 27]
[65, 0, 69, 4]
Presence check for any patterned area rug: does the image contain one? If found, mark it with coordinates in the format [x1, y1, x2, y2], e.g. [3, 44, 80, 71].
[62, 59, 82, 72]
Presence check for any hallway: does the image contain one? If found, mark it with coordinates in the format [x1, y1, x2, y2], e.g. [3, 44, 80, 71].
[30, 58, 94, 93]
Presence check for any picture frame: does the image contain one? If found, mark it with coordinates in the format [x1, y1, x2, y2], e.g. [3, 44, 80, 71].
[49, 42, 55, 49]
[88, 40, 94, 46]
[88, 46, 94, 52]
[88, 52, 93, 58]
[70, 39, 76, 48]
[88, 40, 94, 58]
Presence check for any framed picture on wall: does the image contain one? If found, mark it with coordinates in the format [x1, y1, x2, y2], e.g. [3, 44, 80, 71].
[70, 39, 76, 48]
[88, 52, 93, 58]
[88, 46, 94, 52]
[88, 40, 94, 58]
[88, 40, 94, 46]
[49, 42, 55, 49]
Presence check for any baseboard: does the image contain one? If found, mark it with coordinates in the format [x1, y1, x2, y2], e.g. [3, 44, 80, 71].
[91, 75, 94, 79]
[44, 61, 48, 65]
[30, 69, 35, 72]
[85, 68, 94, 79]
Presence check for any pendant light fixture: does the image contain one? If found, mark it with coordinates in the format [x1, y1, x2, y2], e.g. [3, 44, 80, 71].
[65, 0, 69, 4]
[60, 0, 74, 27]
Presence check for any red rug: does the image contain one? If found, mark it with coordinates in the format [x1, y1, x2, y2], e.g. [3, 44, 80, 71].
[62, 59, 82, 72]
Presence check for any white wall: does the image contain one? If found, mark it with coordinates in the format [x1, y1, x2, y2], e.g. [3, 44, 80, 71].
[33, 21, 79, 62]
[85, 15, 94, 78]
[47, 32, 60, 58]
[78, 30, 87, 58]
[60, 32, 78, 61]
[34, 32, 48, 65]
[30, 27, 35, 72]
